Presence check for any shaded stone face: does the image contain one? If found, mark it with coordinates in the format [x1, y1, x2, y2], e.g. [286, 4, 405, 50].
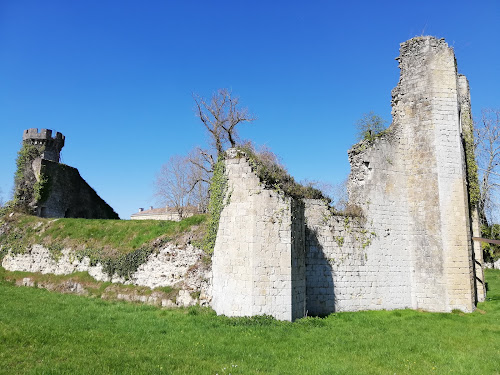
[16, 128, 118, 220]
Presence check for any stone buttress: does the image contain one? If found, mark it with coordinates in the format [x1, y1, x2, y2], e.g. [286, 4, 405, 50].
[211, 150, 306, 321]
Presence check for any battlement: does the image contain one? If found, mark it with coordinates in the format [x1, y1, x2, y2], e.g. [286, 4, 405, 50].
[23, 128, 65, 142]
[22, 128, 65, 163]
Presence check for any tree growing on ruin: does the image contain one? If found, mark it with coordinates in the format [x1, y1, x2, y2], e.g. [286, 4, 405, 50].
[193, 88, 256, 158]
[475, 108, 500, 224]
[154, 90, 254, 218]
[355, 112, 388, 142]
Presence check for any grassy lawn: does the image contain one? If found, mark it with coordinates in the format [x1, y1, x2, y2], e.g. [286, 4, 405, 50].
[0, 270, 498, 374]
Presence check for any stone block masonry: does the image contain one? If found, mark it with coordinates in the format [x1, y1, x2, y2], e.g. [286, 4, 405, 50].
[211, 153, 306, 321]
[211, 36, 484, 321]
[349, 36, 477, 312]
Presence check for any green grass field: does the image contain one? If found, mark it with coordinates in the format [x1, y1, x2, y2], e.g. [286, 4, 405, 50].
[0, 269, 499, 374]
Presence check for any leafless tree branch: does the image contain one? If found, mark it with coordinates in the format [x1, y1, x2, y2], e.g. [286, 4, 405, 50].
[475, 108, 500, 224]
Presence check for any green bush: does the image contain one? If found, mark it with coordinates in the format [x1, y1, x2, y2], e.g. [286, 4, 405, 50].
[482, 224, 500, 263]
[355, 112, 388, 142]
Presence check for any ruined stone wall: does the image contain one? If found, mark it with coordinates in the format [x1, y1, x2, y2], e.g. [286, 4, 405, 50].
[304, 200, 412, 315]
[211, 37, 481, 321]
[211, 152, 306, 321]
[34, 160, 119, 219]
[348, 36, 476, 312]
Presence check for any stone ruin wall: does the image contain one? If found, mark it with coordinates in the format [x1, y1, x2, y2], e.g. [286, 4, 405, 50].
[304, 200, 413, 316]
[212, 36, 485, 321]
[457, 75, 486, 300]
[348, 37, 483, 312]
[212, 154, 416, 320]
[211, 151, 306, 321]
[33, 159, 119, 219]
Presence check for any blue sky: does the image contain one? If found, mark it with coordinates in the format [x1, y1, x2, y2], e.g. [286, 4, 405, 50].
[1, 0, 499, 219]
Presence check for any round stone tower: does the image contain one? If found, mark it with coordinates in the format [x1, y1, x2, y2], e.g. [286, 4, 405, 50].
[22, 128, 65, 163]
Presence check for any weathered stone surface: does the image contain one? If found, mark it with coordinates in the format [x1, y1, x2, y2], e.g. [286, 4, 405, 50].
[347, 36, 479, 312]
[485, 259, 500, 269]
[211, 152, 306, 321]
[34, 160, 119, 219]
[2, 243, 211, 307]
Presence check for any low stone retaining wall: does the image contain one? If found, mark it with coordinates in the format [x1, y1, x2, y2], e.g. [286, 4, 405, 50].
[2, 243, 212, 307]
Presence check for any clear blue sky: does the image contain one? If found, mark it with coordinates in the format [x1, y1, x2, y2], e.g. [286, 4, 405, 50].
[1, 0, 499, 219]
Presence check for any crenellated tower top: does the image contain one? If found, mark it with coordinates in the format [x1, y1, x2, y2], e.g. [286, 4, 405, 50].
[22, 128, 65, 163]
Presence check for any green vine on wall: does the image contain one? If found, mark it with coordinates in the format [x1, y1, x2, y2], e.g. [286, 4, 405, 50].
[202, 156, 228, 254]
[13, 143, 43, 211]
[462, 110, 480, 209]
[33, 172, 51, 203]
[14, 144, 41, 182]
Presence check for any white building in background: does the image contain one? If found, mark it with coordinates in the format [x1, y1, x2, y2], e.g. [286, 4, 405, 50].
[130, 205, 201, 221]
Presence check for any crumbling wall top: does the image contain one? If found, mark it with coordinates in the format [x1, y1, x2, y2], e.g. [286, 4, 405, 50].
[397, 36, 449, 59]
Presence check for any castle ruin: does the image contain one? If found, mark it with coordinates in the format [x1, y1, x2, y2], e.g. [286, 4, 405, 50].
[211, 36, 485, 321]
[2, 36, 487, 322]
[15, 128, 119, 219]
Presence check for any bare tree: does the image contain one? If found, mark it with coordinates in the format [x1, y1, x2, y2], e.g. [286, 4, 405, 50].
[475, 108, 500, 224]
[193, 89, 256, 157]
[155, 155, 194, 218]
[154, 90, 254, 216]
[186, 148, 211, 212]
[331, 178, 349, 212]
[155, 151, 212, 217]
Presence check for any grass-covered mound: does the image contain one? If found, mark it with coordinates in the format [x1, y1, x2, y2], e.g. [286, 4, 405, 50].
[0, 268, 498, 374]
[0, 213, 207, 279]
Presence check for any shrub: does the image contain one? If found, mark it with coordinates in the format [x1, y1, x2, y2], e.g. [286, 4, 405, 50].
[236, 142, 329, 201]
[355, 112, 388, 142]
